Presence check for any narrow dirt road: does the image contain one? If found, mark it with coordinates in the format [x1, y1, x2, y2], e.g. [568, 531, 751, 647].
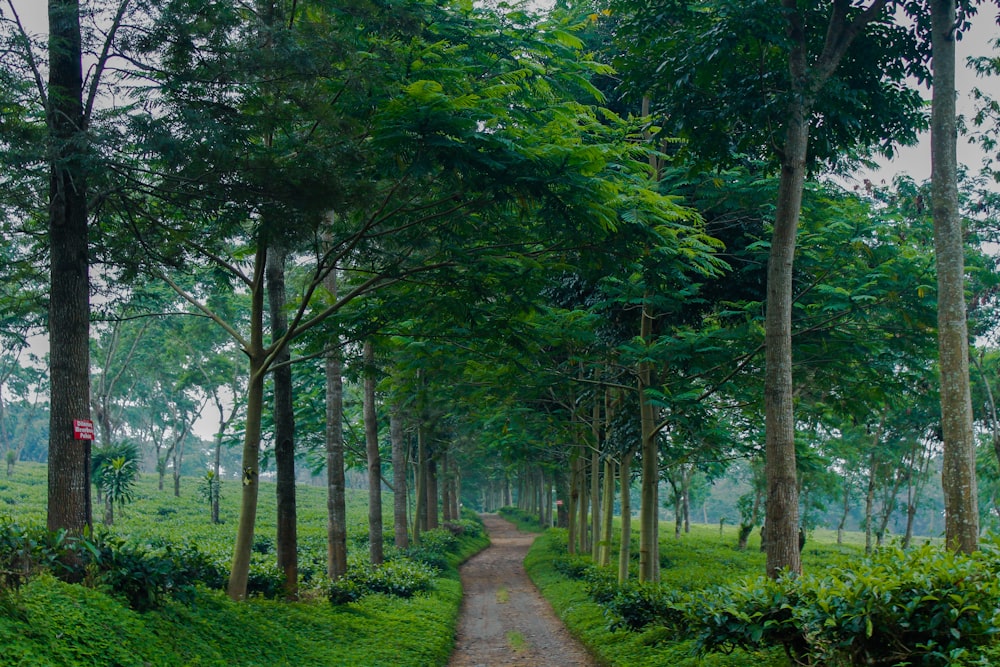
[448, 514, 599, 667]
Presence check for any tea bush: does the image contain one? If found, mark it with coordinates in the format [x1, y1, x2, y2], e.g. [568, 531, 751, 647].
[327, 558, 436, 604]
[686, 543, 1000, 666]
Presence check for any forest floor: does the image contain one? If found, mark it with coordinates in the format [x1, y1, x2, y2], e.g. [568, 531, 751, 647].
[448, 514, 599, 667]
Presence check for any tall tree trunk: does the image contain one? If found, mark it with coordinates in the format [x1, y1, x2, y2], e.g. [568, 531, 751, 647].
[267, 243, 298, 599]
[46, 0, 93, 536]
[931, 0, 979, 554]
[577, 454, 589, 554]
[590, 395, 602, 559]
[618, 449, 633, 584]
[211, 389, 228, 525]
[227, 248, 267, 600]
[227, 350, 266, 600]
[836, 477, 851, 545]
[414, 423, 426, 543]
[427, 454, 439, 530]
[638, 299, 659, 582]
[763, 98, 807, 578]
[567, 452, 579, 555]
[600, 457, 614, 567]
[762, 0, 891, 577]
[364, 340, 384, 565]
[442, 452, 453, 523]
[324, 271, 347, 580]
[865, 449, 879, 554]
[390, 407, 409, 549]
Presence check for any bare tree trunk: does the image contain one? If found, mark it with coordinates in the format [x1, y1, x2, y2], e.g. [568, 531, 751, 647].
[638, 300, 659, 582]
[931, 0, 978, 554]
[46, 0, 93, 537]
[577, 454, 589, 554]
[324, 271, 347, 580]
[364, 340, 383, 565]
[427, 455, 439, 530]
[228, 304, 267, 601]
[836, 477, 851, 545]
[414, 423, 426, 544]
[618, 450, 633, 584]
[390, 407, 408, 549]
[865, 449, 878, 554]
[267, 243, 297, 599]
[567, 452, 579, 555]
[763, 98, 807, 578]
[600, 457, 614, 567]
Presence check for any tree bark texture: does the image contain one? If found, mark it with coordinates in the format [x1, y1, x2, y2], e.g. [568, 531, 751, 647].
[618, 449, 633, 584]
[931, 0, 979, 553]
[638, 301, 659, 582]
[267, 244, 298, 598]
[364, 340, 384, 565]
[47, 0, 93, 536]
[763, 97, 807, 578]
[227, 248, 267, 600]
[390, 407, 409, 549]
[324, 273, 347, 580]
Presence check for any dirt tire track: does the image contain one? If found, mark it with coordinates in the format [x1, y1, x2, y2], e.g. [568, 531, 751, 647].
[448, 514, 599, 667]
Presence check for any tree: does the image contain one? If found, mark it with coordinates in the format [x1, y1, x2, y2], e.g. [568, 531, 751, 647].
[611, 0, 927, 576]
[45, 0, 93, 535]
[931, 0, 978, 552]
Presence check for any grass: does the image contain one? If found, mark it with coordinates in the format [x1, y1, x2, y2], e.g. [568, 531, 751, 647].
[0, 462, 488, 667]
[507, 631, 527, 651]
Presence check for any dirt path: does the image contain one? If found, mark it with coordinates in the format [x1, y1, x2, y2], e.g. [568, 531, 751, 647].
[448, 514, 599, 667]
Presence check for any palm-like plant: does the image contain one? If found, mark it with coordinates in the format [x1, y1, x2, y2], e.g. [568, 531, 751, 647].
[93, 441, 140, 525]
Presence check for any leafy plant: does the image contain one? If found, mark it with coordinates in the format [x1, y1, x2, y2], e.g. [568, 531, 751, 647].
[687, 543, 1000, 666]
[327, 558, 436, 604]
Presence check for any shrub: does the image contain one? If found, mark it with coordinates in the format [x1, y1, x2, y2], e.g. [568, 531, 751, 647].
[603, 581, 685, 633]
[687, 543, 1000, 666]
[327, 558, 435, 605]
[85, 535, 200, 611]
[0, 520, 83, 589]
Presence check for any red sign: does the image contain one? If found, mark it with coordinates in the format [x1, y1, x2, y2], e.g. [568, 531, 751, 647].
[72, 419, 95, 441]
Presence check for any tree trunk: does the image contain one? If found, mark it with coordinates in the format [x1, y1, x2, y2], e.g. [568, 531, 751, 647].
[46, 0, 93, 537]
[390, 407, 409, 549]
[211, 392, 226, 525]
[324, 273, 347, 580]
[577, 454, 589, 554]
[364, 340, 383, 565]
[931, 0, 979, 554]
[865, 449, 878, 554]
[567, 452, 579, 555]
[267, 243, 298, 599]
[427, 454, 439, 530]
[227, 247, 268, 601]
[442, 452, 453, 523]
[414, 423, 426, 544]
[763, 98, 807, 578]
[600, 457, 614, 567]
[589, 394, 602, 559]
[836, 477, 851, 545]
[638, 300, 659, 582]
[618, 449, 633, 584]
[227, 346, 266, 600]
